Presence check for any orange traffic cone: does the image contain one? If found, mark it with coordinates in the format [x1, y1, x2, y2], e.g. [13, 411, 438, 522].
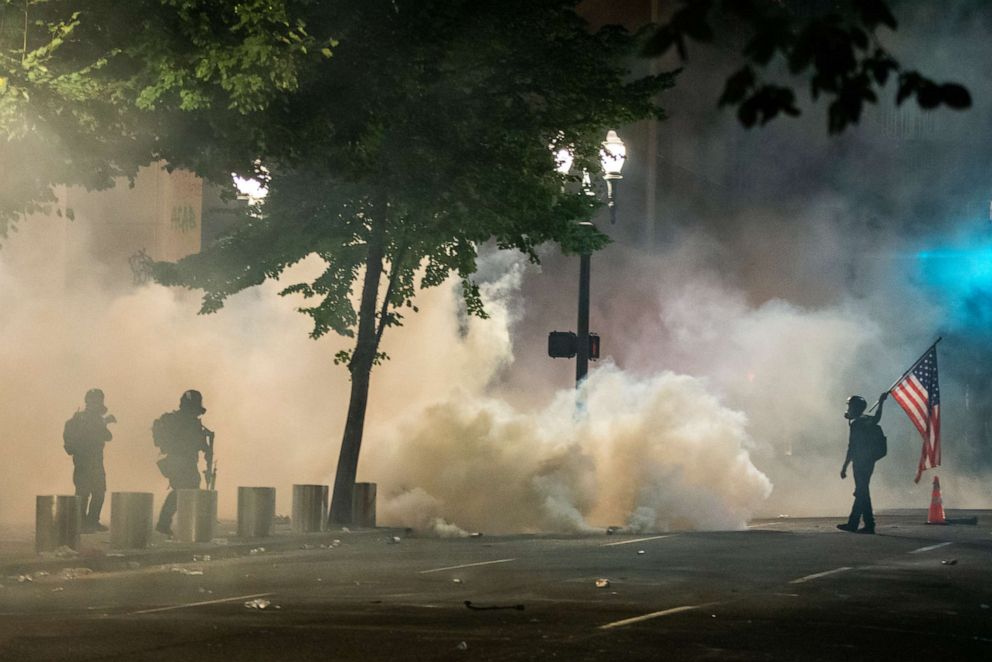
[927, 475, 947, 525]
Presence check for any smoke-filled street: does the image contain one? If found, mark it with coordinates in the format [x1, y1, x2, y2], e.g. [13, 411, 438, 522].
[2, 515, 991, 661]
[4, 1, 992, 659]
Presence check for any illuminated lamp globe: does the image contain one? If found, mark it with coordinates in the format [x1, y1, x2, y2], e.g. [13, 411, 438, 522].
[600, 130, 626, 180]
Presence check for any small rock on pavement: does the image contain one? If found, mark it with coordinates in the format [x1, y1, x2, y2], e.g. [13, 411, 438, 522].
[387, 536, 402, 544]
[456, 641, 469, 651]
[637, 550, 646, 555]
[595, 578, 610, 588]
[941, 559, 958, 565]
[249, 547, 266, 555]
[244, 598, 271, 610]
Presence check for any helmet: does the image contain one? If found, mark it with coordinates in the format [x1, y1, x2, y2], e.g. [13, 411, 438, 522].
[179, 389, 206, 415]
[84, 388, 105, 407]
[84, 388, 107, 415]
[845, 395, 867, 418]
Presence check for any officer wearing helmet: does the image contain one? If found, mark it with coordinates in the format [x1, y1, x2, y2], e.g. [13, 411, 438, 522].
[63, 388, 116, 532]
[152, 390, 214, 536]
[838, 391, 889, 534]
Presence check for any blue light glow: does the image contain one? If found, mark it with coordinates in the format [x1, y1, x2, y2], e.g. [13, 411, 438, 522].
[916, 232, 992, 332]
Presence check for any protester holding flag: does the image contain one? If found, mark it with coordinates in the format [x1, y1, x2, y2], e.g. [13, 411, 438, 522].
[838, 391, 889, 535]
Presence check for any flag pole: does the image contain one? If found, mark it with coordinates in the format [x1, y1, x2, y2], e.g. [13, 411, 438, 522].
[867, 337, 942, 413]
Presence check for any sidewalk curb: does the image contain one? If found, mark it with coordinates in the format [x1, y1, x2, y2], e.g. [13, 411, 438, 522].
[1, 526, 402, 578]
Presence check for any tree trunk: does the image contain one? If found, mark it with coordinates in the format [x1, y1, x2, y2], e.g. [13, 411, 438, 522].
[328, 218, 386, 525]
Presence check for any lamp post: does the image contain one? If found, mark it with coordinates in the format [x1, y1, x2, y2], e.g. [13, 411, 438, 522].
[556, 130, 626, 387]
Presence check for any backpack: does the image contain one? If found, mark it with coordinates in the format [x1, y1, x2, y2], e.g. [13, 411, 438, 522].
[63, 413, 83, 455]
[867, 422, 887, 461]
[152, 412, 177, 454]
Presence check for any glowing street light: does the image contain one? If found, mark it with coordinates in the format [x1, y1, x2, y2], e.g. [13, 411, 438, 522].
[555, 146, 575, 175]
[547, 130, 627, 387]
[600, 129, 625, 224]
[600, 129, 627, 179]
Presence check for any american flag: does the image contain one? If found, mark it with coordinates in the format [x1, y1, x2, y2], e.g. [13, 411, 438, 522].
[890, 344, 940, 483]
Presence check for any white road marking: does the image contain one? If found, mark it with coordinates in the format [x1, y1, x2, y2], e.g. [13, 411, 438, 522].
[418, 558, 517, 574]
[909, 541, 953, 554]
[789, 567, 853, 584]
[129, 592, 274, 615]
[602, 535, 674, 547]
[598, 603, 712, 630]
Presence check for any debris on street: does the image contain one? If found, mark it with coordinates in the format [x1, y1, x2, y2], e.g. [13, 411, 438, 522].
[249, 547, 266, 555]
[244, 598, 271, 609]
[59, 568, 93, 580]
[171, 566, 205, 576]
[387, 536, 402, 544]
[595, 578, 610, 588]
[193, 554, 211, 562]
[456, 641, 469, 651]
[606, 526, 622, 535]
[39, 546, 79, 559]
[464, 600, 525, 611]
[941, 559, 959, 565]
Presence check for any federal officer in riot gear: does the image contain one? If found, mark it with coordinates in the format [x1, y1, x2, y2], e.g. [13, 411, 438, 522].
[63, 388, 116, 532]
[838, 391, 889, 534]
[153, 390, 214, 536]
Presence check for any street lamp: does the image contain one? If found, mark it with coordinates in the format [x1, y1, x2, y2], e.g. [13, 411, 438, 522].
[600, 129, 626, 224]
[548, 130, 626, 387]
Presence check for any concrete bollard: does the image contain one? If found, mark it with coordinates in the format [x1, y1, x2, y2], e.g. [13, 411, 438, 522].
[175, 489, 218, 543]
[238, 487, 276, 538]
[292, 484, 328, 533]
[36, 495, 81, 553]
[351, 482, 377, 528]
[110, 492, 154, 550]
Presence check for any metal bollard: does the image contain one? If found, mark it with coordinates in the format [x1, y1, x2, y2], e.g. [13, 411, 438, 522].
[351, 482, 377, 528]
[175, 489, 217, 543]
[238, 487, 276, 538]
[35, 495, 81, 553]
[292, 484, 328, 533]
[110, 492, 154, 550]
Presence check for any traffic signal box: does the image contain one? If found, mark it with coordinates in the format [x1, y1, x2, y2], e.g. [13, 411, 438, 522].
[547, 331, 600, 359]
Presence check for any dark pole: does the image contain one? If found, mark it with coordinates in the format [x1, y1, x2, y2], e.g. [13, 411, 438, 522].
[576, 250, 591, 386]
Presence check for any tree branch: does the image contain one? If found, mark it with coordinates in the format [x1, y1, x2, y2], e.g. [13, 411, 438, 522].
[374, 241, 409, 351]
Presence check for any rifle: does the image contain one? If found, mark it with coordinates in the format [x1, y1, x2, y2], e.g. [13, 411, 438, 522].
[203, 425, 217, 490]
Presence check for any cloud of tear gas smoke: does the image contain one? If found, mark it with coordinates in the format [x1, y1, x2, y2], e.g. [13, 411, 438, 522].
[0, 208, 550, 526]
[0, 207, 778, 533]
[373, 365, 772, 534]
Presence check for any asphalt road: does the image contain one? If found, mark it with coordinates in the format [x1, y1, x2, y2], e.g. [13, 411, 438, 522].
[1, 514, 990, 661]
